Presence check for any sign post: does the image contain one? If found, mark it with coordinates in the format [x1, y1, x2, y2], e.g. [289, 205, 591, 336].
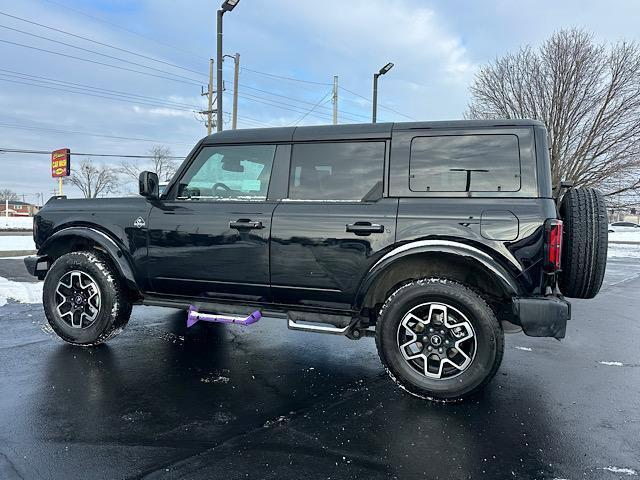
[51, 148, 71, 195]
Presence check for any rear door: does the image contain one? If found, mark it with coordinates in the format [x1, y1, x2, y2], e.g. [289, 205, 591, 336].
[270, 139, 398, 310]
[147, 143, 282, 301]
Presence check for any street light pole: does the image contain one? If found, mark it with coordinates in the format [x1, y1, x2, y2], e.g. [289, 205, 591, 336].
[372, 73, 379, 124]
[372, 62, 394, 123]
[216, 0, 240, 133]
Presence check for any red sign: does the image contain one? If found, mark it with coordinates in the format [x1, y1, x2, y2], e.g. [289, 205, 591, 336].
[51, 148, 71, 178]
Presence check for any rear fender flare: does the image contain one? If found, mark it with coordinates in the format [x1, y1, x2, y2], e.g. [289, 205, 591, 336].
[39, 227, 139, 291]
[356, 240, 522, 308]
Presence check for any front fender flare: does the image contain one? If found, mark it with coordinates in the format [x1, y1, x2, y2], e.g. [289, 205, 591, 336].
[356, 239, 523, 308]
[39, 227, 139, 291]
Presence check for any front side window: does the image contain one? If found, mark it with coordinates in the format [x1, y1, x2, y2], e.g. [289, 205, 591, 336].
[409, 135, 521, 192]
[176, 145, 275, 201]
[288, 141, 385, 201]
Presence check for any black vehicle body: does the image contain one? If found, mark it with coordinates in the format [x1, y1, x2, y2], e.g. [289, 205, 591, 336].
[27, 120, 570, 340]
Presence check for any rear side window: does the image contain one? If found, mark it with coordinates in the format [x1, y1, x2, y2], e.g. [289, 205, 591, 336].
[288, 142, 385, 201]
[409, 135, 521, 192]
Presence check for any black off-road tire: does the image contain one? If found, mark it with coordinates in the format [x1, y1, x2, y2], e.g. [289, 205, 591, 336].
[559, 188, 608, 299]
[43, 251, 132, 346]
[375, 278, 504, 402]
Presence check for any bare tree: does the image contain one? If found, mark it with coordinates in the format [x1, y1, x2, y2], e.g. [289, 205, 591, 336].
[119, 145, 177, 183]
[467, 29, 640, 198]
[0, 188, 18, 201]
[67, 158, 119, 198]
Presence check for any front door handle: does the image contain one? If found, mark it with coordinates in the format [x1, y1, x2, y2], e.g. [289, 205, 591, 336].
[346, 222, 384, 236]
[229, 219, 264, 230]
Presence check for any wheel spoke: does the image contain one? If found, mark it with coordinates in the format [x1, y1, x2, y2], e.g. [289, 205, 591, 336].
[397, 301, 477, 380]
[54, 270, 101, 330]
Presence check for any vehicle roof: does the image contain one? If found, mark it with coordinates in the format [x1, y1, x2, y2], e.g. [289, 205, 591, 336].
[201, 119, 545, 145]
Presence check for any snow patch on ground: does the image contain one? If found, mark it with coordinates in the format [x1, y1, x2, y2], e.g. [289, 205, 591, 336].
[609, 230, 640, 243]
[599, 361, 624, 367]
[514, 346, 533, 352]
[0, 276, 42, 306]
[600, 466, 637, 476]
[608, 243, 640, 259]
[0, 236, 36, 251]
[0, 216, 33, 230]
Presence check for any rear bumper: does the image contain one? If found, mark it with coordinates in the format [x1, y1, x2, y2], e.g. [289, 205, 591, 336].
[24, 255, 50, 280]
[512, 296, 571, 339]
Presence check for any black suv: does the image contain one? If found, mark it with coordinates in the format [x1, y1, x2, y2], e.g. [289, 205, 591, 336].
[26, 120, 608, 401]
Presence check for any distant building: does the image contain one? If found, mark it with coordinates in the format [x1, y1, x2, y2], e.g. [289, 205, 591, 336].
[0, 200, 40, 217]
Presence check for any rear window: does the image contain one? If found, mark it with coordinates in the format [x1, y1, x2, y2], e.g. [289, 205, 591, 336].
[409, 134, 521, 192]
[288, 141, 385, 201]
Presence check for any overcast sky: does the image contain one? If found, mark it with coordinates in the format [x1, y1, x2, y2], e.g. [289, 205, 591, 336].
[1, 0, 639, 200]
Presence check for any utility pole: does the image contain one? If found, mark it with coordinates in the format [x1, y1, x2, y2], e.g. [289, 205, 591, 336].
[232, 52, 240, 129]
[200, 59, 215, 135]
[332, 75, 338, 125]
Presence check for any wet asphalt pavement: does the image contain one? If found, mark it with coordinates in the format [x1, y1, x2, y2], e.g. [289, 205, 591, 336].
[0, 258, 639, 479]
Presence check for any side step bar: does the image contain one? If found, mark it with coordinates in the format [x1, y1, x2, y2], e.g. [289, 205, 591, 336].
[287, 318, 353, 335]
[287, 316, 373, 339]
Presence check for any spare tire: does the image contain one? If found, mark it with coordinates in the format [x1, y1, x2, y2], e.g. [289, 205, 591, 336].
[558, 187, 608, 299]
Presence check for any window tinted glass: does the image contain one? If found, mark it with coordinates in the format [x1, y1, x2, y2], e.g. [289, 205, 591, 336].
[288, 142, 385, 200]
[409, 135, 521, 192]
[176, 145, 275, 200]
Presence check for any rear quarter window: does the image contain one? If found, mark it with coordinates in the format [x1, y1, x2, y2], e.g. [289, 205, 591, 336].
[409, 134, 521, 192]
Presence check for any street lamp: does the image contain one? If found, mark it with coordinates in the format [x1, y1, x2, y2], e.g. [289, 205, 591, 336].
[372, 62, 394, 123]
[216, 0, 240, 132]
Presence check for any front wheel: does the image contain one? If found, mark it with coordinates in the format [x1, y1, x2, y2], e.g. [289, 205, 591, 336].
[43, 251, 132, 346]
[375, 278, 504, 402]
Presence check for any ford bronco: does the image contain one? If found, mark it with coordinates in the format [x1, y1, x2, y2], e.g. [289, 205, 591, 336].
[25, 120, 608, 401]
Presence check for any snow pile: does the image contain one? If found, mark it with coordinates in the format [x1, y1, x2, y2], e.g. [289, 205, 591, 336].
[0, 236, 36, 252]
[608, 243, 640, 259]
[0, 216, 33, 230]
[0, 276, 42, 306]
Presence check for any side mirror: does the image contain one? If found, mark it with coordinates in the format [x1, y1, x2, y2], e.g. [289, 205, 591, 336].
[139, 171, 159, 199]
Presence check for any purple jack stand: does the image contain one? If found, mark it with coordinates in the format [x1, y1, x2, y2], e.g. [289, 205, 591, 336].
[187, 305, 262, 328]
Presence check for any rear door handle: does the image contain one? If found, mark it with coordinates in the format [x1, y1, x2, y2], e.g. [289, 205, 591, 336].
[346, 222, 384, 236]
[229, 219, 264, 230]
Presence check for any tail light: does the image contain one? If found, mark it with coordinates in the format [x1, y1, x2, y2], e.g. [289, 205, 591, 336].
[545, 219, 563, 272]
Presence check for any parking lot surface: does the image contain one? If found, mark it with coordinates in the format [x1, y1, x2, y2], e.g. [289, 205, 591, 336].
[0, 258, 639, 479]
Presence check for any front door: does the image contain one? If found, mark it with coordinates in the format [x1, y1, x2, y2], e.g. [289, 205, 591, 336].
[147, 144, 278, 301]
[270, 140, 398, 309]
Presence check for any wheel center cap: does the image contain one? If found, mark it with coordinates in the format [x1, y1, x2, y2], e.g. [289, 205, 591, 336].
[430, 334, 443, 347]
[74, 295, 84, 305]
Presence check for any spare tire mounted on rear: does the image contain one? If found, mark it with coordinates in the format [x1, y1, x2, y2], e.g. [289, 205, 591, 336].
[558, 187, 608, 299]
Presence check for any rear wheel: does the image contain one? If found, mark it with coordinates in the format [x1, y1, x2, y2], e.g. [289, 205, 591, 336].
[375, 278, 504, 402]
[43, 251, 132, 346]
[559, 188, 608, 299]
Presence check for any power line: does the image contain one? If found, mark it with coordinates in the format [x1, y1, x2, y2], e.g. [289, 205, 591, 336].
[0, 147, 185, 159]
[0, 123, 194, 145]
[0, 23, 204, 84]
[339, 85, 417, 120]
[0, 76, 199, 112]
[291, 92, 333, 126]
[0, 11, 208, 77]
[0, 11, 412, 121]
[240, 66, 332, 86]
[0, 69, 201, 109]
[40, 0, 205, 63]
[0, 39, 203, 87]
[236, 82, 370, 121]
